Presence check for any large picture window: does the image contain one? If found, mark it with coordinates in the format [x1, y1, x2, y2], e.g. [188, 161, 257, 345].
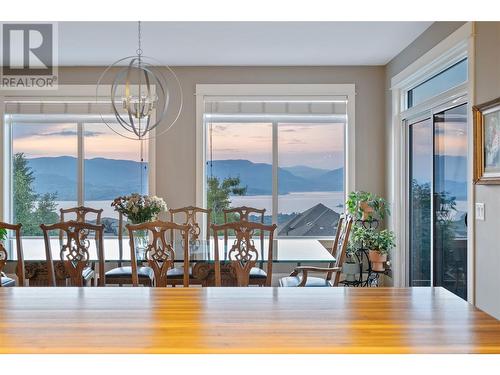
[4, 104, 149, 240]
[200, 87, 353, 238]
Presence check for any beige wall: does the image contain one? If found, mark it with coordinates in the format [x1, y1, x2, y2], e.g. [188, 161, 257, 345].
[56, 66, 386, 209]
[384, 22, 465, 204]
[473, 22, 500, 319]
[384, 21, 500, 319]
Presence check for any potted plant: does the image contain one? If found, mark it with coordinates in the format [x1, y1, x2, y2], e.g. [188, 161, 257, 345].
[343, 243, 361, 282]
[368, 229, 395, 272]
[346, 191, 389, 221]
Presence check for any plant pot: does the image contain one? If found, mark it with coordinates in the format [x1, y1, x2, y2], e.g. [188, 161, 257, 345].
[359, 201, 374, 221]
[368, 250, 387, 272]
[343, 262, 361, 282]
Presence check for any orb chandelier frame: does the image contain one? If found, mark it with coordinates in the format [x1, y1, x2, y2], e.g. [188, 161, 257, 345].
[96, 21, 183, 140]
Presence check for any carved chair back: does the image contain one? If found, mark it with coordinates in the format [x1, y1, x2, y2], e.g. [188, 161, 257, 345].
[328, 215, 354, 286]
[41, 221, 105, 287]
[0, 222, 25, 287]
[211, 221, 277, 287]
[59, 206, 103, 244]
[127, 220, 190, 287]
[222, 206, 266, 245]
[169, 206, 211, 242]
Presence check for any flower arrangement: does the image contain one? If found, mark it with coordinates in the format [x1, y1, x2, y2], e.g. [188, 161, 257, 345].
[112, 193, 167, 224]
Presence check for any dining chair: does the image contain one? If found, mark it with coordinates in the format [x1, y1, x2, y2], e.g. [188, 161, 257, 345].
[41, 220, 105, 287]
[211, 221, 277, 287]
[223, 206, 266, 241]
[0, 222, 25, 287]
[223, 206, 268, 285]
[279, 215, 353, 287]
[127, 220, 190, 287]
[104, 211, 154, 287]
[167, 206, 211, 286]
[59, 206, 103, 285]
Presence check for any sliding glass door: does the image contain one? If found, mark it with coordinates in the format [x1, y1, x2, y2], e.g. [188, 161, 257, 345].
[408, 118, 432, 287]
[408, 103, 468, 299]
[433, 104, 468, 299]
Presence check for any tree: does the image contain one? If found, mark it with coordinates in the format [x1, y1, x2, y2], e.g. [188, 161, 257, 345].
[13, 153, 59, 236]
[207, 176, 246, 224]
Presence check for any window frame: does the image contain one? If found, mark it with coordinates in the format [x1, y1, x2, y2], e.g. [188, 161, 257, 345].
[195, 84, 356, 239]
[0, 85, 156, 238]
[389, 22, 475, 302]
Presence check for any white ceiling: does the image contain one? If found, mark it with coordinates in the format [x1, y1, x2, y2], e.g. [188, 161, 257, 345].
[58, 22, 433, 66]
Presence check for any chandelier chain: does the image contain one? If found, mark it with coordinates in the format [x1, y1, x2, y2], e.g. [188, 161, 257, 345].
[136, 21, 143, 57]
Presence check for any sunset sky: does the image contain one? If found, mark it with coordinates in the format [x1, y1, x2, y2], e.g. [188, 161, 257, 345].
[13, 123, 146, 161]
[14, 121, 345, 170]
[209, 122, 345, 170]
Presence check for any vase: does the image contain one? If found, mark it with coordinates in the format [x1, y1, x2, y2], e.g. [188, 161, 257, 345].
[343, 262, 361, 282]
[368, 250, 387, 272]
[133, 229, 149, 261]
[359, 201, 374, 221]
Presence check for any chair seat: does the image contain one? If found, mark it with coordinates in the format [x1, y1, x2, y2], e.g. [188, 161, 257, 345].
[1, 276, 15, 287]
[279, 275, 332, 287]
[249, 267, 267, 279]
[105, 266, 154, 279]
[82, 267, 94, 280]
[166, 267, 193, 278]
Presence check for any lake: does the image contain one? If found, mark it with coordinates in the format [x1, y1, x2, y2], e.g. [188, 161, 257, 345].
[56, 191, 346, 218]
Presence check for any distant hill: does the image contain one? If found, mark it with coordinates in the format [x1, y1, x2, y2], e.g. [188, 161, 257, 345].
[25, 156, 466, 201]
[282, 165, 330, 179]
[207, 159, 343, 195]
[27, 156, 148, 200]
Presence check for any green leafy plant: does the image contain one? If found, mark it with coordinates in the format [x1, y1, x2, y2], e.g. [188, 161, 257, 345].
[372, 229, 396, 255]
[0, 228, 7, 242]
[345, 191, 389, 221]
[350, 225, 378, 249]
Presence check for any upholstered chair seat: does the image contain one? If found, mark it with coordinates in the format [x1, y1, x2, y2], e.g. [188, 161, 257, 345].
[1, 276, 15, 287]
[279, 275, 331, 287]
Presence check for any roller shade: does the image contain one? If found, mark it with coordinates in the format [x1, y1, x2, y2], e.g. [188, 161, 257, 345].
[204, 96, 347, 123]
[4, 100, 124, 124]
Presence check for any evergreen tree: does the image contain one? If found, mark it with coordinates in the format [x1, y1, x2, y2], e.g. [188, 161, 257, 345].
[13, 153, 59, 236]
[207, 176, 246, 224]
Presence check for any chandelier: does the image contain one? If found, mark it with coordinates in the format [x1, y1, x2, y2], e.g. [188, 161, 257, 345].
[96, 21, 183, 140]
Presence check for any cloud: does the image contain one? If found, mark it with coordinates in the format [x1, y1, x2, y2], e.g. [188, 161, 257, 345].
[286, 138, 306, 145]
[39, 130, 103, 137]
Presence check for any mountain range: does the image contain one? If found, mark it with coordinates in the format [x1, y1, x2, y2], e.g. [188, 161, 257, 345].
[207, 159, 344, 195]
[25, 156, 467, 201]
[27, 156, 148, 200]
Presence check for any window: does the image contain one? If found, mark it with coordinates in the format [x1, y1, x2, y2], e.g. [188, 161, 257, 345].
[407, 58, 468, 108]
[202, 90, 350, 238]
[5, 104, 148, 242]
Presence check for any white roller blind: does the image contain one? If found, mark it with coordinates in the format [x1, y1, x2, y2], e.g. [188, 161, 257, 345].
[204, 95, 347, 123]
[4, 100, 122, 124]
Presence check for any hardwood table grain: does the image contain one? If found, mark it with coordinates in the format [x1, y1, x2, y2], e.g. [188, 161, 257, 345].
[0, 287, 499, 354]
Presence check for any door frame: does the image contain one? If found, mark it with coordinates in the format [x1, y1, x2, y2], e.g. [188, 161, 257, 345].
[390, 22, 476, 303]
[405, 95, 468, 289]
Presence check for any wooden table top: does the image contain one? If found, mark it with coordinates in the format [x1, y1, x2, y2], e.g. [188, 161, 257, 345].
[13, 238, 335, 263]
[1, 287, 499, 354]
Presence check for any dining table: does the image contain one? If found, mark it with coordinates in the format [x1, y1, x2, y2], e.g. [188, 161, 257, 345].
[1, 286, 500, 354]
[6, 237, 335, 286]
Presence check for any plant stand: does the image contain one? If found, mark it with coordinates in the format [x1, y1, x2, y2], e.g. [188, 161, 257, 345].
[340, 219, 389, 287]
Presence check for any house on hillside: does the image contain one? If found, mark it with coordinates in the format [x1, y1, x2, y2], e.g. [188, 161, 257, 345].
[278, 203, 340, 237]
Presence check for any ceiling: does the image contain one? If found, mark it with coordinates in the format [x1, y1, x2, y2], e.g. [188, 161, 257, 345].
[58, 21, 433, 66]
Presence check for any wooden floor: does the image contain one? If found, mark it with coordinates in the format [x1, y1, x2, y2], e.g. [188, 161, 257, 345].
[1, 287, 499, 354]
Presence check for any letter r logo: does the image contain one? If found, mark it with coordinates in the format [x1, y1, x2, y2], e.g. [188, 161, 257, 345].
[2, 24, 53, 76]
